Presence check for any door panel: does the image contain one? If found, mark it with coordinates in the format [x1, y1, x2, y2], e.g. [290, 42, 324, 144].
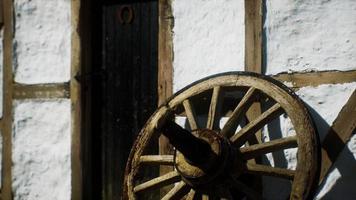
[90, 1, 158, 199]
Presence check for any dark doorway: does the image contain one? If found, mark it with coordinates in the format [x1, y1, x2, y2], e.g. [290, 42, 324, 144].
[84, 0, 158, 199]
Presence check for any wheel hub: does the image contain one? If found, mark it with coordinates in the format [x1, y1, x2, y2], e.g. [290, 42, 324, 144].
[124, 72, 319, 200]
[175, 129, 243, 188]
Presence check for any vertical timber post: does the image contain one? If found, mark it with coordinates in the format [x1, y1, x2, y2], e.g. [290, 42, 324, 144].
[71, 0, 82, 199]
[245, 0, 262, 74]
[244, 0, 263, 146]
[244, 0, 263, 193]
[158, 0, 174, 195]
[2, 0, 13, 199]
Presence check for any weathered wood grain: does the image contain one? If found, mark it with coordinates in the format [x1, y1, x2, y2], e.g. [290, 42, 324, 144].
[240, 136, 298, 160]
[161, 181, 190, 200]
[139, 155, 174, 165]
[273, 70, 356, 89]
[13, 83, 70, 99]
[207, 86, 223, 130]
[158, 1, 175, 196]
[231, 103, 284, 146]
[133, 171, 180, 193]
[221, 87, 256, 138]
[319, 90, 356, 183]
[183, 99, 199, 130]
[125, 73, 318, 200]
[245, 163, 295, 180]
[245, 0, 262, 73]
[2, 0, 13, 199]
[71, 0, 82, 199]
[185, 189, 196, 200]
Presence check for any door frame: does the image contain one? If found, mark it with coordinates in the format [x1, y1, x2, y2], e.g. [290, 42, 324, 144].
[72, 0, 173, 199]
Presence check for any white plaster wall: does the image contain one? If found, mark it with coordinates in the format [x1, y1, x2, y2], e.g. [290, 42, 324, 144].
[296, 83, 356, 199]
[296, 83, 356, 141]
[264, 0, 356, 74]
[255, 83, 356, 199]
[263, 0, 356, 196]
[172, 0, 356, 199]
[10, 0, 72, 199]
[12, 99, 71, 200]
[13, 0, 71, 84]
[173, 0, 245, 92]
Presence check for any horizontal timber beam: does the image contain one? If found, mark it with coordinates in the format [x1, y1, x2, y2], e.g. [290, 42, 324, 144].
[13, 83, 70, 99]
[273, 70, 356, 89]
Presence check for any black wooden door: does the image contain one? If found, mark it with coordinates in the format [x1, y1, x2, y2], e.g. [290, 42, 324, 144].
[90, 1, 158, 199]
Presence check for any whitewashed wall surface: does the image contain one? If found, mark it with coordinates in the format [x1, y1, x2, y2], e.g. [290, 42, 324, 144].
[13, 0, 71, 84]
[172, 0, 356, 199]
[10, 0, 72, 200]
[1, 0, 354, 199]
[12, 100, 71, 200]
[173, 0, 245, 91]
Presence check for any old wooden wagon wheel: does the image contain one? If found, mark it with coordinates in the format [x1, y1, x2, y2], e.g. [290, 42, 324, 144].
[123, 72, 319, 200]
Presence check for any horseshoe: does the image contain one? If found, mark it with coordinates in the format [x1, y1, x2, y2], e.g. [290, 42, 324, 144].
[118, 5, 134, 24]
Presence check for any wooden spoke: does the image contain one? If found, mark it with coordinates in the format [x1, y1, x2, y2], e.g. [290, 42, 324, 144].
[139, 155, 174, 165]
[133, 171, 180, 193]
[185, 189, 196, 200]
[221, 87, 256, 138]
[125, 73, 319, 199]
[230, 177, 262, 200]
[207, 86, 223, 130]
[240, 136, 298, 160]
[161, 181, 190, 200]
[183, 99, 198, 130]
[230, 103, 284, 147]
[245, 163, 295, 180]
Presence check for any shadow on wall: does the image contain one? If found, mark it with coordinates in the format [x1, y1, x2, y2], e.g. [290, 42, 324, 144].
[258, 101, 355, 199]
[176, 96, 355, 199]
[307, 105, 356, 199]
[301, 104, 355, 199]
[261, 0, 355, 198]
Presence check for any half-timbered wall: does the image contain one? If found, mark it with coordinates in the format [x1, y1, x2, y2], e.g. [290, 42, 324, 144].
[12, 0, 71, 199]
[264, 1, 356, 199]
[0, 0, 73, 199]
[0, 0, 354, 199]
[172, 0, 356, 199]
